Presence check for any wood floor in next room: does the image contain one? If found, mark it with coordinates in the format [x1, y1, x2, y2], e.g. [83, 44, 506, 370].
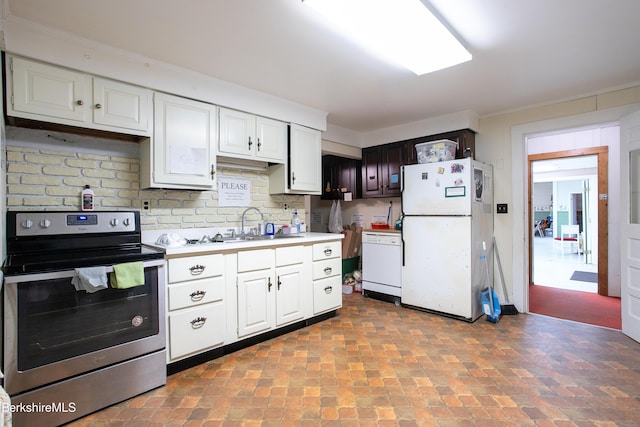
[70, 293, 640, 426]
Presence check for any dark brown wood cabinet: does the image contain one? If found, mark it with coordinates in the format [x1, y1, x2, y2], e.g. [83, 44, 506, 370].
[321, 155, 362, 200]
[360, 129, 475, 199]
[361, 142, 405, 198]
[405, 129, 476, 164]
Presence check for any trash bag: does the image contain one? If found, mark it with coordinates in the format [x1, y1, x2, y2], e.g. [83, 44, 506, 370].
[328, 200, 343, 233]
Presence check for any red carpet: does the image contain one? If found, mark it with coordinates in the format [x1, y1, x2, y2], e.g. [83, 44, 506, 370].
[529, 285, 621, 329]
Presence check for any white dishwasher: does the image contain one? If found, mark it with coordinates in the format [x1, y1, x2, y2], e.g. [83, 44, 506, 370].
[362, 231, 402, 304]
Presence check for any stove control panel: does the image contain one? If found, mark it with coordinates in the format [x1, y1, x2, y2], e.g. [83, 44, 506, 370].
[14, 211, 138, 236]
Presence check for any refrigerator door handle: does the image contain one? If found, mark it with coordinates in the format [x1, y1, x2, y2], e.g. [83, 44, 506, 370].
[400, 215, 406, 266]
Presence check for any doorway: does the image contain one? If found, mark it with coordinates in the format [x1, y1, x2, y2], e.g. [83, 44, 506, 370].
[530, 156, 598, 292]
[528, 146, 609, 296]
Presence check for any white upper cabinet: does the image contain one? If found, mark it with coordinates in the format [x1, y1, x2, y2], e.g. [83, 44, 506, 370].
[140, 92, 218, 190]
[269, 124, 322, 195]
[218, 107, 286, 163]
[6, 55, 151, 136]
[91, 77, 152, 134]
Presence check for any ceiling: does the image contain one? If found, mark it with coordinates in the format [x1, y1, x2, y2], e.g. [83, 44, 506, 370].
[6, 0, 640, 133]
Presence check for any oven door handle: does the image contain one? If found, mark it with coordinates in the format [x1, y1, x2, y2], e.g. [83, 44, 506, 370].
[3, 259, 166, 284]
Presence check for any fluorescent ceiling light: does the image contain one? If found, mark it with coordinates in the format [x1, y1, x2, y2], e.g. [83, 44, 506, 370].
[304, 0, 471, 75]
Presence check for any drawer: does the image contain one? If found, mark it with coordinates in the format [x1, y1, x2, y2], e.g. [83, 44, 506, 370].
[312, 241, 341, 261]
[168, 254, 224, 284]
[312, 257, 341, 280]
[168, 302, 226, 360]
[168, 276, 225, 311]
[238, 248, 274, 272]
[275, 245, 305, 267]
[313, 276, 342, 314]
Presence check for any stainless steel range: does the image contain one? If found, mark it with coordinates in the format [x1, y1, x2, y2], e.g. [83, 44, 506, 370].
[2, 211, 166, 426]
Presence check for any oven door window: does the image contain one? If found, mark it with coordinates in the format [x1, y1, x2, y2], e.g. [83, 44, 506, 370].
[17, 268, 159, 371]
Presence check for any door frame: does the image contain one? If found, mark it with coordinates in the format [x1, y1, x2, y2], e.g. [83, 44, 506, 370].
[528, 147, 609, 294]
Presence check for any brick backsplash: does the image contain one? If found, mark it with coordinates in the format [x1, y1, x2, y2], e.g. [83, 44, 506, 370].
[5, 144, 304, 231]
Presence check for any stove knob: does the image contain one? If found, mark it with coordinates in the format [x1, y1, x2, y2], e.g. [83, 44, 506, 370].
[123, 218, 131, 227]
[40, 219, 52, 228]
[21, 219, 34, 229]
[110, 218, 120, 227]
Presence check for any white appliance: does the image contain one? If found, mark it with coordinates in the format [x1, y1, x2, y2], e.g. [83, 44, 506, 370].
[401, 158, 493, 321]
[362, 231, 402, 304]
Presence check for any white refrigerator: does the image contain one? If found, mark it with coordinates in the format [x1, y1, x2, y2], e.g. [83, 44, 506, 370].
[401, 158, 493, 321]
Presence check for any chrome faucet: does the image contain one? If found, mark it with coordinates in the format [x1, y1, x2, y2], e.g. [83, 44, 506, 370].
[241, 207, 264, 237]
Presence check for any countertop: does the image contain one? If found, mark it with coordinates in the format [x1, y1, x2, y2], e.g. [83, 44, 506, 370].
[144, 232, 344, 259]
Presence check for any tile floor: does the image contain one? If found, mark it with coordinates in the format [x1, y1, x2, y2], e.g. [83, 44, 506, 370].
[69, 293, 640, 426]
[531, 235, 597, 292]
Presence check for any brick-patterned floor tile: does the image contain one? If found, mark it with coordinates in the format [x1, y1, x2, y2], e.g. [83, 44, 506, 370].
[63, 294, 640, 426]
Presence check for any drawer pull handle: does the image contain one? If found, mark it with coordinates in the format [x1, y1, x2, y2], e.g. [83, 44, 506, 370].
[190, 290, 206, 301]
[277, 276, 282, 290]
[189, 264, 206, 275]
[324, 267, 332, 275]
[190, 317, 207, 329]
[324, 248, 332, 256]
[324, 286, 333, 294]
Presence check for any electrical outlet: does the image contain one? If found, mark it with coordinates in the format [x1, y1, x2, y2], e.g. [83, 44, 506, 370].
[497, 203, 508, 214]
[141, 200, 151, 211]
[283, 203, 288, 211]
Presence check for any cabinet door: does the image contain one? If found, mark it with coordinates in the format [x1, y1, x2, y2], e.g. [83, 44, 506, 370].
[362, 147, 383, 197]
[219, 107, 255, 159]
[256, 116, 287, 163]
[9, 56, 90, 123]
[275, 264, 305, 326]
[322, 155, 362, 200]
[92, 77, 151, 134]
[237, 270, 275, 338]
[383, 143, 403, 196]
[152, 92, 217, 189]
[289, 124, 322, 193]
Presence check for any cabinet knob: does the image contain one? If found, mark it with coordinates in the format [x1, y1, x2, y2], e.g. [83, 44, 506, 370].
[190, 317, 207, 329]
[190, 290, 206, 301]
[94, 103, 102, 109]
[76, 100, 84, 106]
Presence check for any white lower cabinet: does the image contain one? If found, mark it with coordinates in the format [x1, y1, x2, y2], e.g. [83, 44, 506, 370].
[237, 268, 275, 338]
[312, 241, 343, 314]
[166, 254, 226, 362]
[237, 245, 310, 339]
[165, 237, 342, 365]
